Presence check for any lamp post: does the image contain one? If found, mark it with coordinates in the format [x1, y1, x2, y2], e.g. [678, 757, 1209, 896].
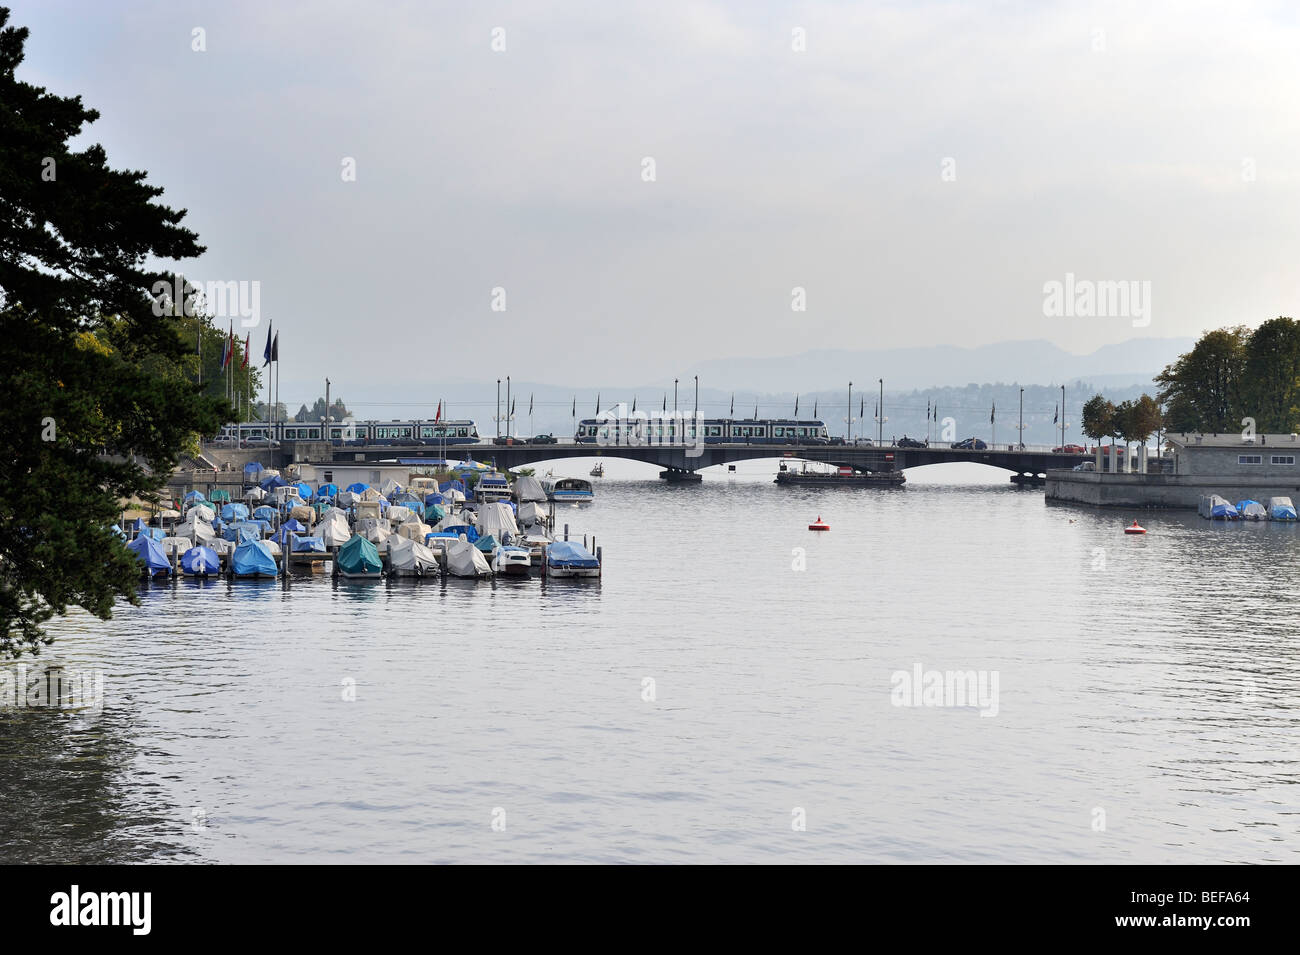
[506, 376, 511, 439]
[1018, 386, 1023, 450]
[877, 379, 884, 446]
[847, 382, 852, 443]
[674, 378, 678, 415]
[496, 379, 501, 438]
[694, 375, 698, 417]
[1060, 384, 1066, 448]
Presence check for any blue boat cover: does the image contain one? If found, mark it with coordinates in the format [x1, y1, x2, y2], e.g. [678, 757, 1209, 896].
[253, 505, 276, 521]
[317, 483, 339, 498]
[243, 461, 264, 478]
[546, 541, 599, 568]
[129, 517, 149, 532]
[425, 504, 446, 522]
[232, 539, 278, 577]
[260, 474, 287, 491]
[475, 534, 499, 553]
[181, 546, 220, 575]
[281, 517, 307, 532]
[127, 535, 171, 574]
[423, 493, 445, 506]
[1211, 501, 1238, 519]
[183, 490, 206, 503]
[441, 524, 479, 542]
[291, 535, 326, 553]
[221, 502, 250, 522]
[439, 480, 467, 495]
[109, 524, 127, 539]
[345, 482, 370, 494]
[1271, 502, 1298, 519]
[338, 535, 382, 575]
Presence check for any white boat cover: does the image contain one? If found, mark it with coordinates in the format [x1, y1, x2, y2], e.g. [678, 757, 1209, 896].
[158, 508, 181, 519]
[380, 478, 403, 498]
[512, 475, 547, 503]
[397, 518, 432, 541]
[160, 537, 191, 554]
[210, 538, 235, 555]
[477, 502, 519, 540]
[174, 519, 216, 542]
[444, 488, 466, 504]
[516, 501, 547, 527]
[445, 538, 492, 577]
[243, 487, 266, 501]
[316, 509, 352, 547]
[387, 535, 438, 574]
[336, 490, 358, 507]
[186, 503, 216, 523]
[387, 505, 413, 524]
[357, 517, 391, 543]
[360, 487, 382, 502]
[273, 486, 302, 505]
[263, 540, 283, 557]
[1238, 500, 1267, 519]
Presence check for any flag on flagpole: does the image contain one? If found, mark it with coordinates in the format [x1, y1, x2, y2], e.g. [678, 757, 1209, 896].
[529, 394, 533, 416]
[753, 403, 758, 420]
[1054, 404, 1059, 424]
[813, 399, 818, 417]
[927, 399, 931, 420]
[571, 396, 576, 417]
[990, 402, 996, 424]
[262, 322, 273, 366]
[271, 331, 279, 363]
[241, 333, 249, 369]
[662, 394, 666, 412]
[794, 395, 799, 417]
[632, 396, 637, 413]
[595, 393, 600, 415]
[729, 393, 734, 416]
[219, 333, 229, 370]
[434, 400, 442, 423]
[859, 396, 864, 418]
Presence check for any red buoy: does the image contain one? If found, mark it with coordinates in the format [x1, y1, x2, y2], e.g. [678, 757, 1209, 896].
[808, 516, 830, 531]
[1124, 520, 1146, 535]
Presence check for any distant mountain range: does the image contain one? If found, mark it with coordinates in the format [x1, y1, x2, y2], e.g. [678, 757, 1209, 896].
[684, 338, 1193, 393]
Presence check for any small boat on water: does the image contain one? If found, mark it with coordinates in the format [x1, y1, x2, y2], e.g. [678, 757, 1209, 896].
[545, 540, 601, 578]
[777, 465, 905, 487]
[542, 477, 594, 503]
[808, 516, 830, 531]
[1269, 496, 1297, 521]
[445, 538, 493, 579]
[1124, 521, 1146, 535]
[590, 463, 604, 477]
[181, 545, 221, 577]
[1235, 500, 1267, 521]
[493, 546, 532, 576]
[231, 538, 279, 578]
[337, 534, 383, 579]
[385, 535, 439, 577]
[127, 535, 172, 577]
[1198, 495, 1239, 521]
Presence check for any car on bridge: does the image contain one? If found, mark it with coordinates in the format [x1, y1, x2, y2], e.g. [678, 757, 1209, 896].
[528, 434, 558, 444]
[1053, 444, 1086, 453]
[950, 438, 989, 450]
[896, 436, 927, 448]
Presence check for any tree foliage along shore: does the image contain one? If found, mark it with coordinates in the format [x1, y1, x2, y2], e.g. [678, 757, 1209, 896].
[0, 8, 227, 656]
[1156, 318, 1300, 434]
[1078, 317, 1300, 451]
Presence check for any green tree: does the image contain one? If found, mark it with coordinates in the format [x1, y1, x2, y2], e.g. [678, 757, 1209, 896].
[1127, 394, 1163, 451]
[1155, 327, 1248, 433]
[0, 8, 225, 656]
[1241, 316, 1300, 432]
[1080, 394, 1115, 449]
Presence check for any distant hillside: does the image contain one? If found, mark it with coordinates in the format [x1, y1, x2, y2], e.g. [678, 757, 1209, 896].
[684, 338, 1193, 393]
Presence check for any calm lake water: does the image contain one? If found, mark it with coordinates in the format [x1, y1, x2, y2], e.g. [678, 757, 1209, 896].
[2, 461, 1297, 863]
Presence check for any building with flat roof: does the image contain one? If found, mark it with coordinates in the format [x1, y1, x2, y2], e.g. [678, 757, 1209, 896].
[1048, 432, 1300, 508]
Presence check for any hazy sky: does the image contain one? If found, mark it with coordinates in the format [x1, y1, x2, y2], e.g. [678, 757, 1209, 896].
[14, 0, 1300, 398]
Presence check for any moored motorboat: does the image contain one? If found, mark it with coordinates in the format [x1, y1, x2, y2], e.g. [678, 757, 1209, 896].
[541, 477, 594, 503]
[493, 546, 532, 576]
[544, 540, 601, 578]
